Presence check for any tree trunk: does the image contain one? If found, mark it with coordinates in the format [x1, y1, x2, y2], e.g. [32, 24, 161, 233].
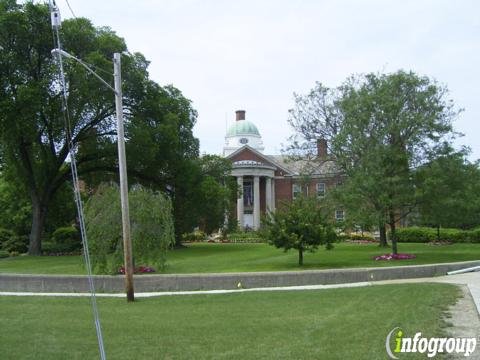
[389, 211, 398, 255]
[28, 196, 47, 255]
[378, 221, 388, 247]
[298, 248, 304, 266]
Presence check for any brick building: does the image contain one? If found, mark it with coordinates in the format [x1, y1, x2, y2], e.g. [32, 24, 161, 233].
[224, 110, 344, 230]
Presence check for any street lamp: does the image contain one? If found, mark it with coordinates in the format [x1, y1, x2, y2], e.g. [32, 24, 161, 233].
[52, 49, 135, 302]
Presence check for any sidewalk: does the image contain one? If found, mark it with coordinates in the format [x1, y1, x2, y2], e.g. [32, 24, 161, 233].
[1, 271, 479, 314]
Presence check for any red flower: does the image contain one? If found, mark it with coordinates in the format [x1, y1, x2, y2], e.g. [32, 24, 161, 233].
[373, 253, 416, 261]
[118, 265, 156, 274]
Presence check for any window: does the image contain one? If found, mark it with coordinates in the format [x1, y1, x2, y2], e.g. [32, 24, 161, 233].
[335, 210, 345, 222]
[243, 182, 253, 207]
[316, 182, 326, 198]
[292, 184, 302, 199]
[239, 137, 249, 144]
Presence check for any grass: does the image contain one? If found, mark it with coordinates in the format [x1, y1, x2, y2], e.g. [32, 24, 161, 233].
[0, 283, 460, 359]
[0, 242, 479, 275]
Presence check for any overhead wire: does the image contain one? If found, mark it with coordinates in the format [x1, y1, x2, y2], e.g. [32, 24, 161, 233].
[60, 0, 114, 79]
[64, 0, 76, 18]
[48, 1, 107, 359]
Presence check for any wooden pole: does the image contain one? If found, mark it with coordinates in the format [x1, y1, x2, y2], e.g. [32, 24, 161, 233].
[114, 52, 134, 302]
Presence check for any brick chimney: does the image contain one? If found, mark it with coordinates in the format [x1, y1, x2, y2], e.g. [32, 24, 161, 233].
[317, 138, 328, 159]
[235, 110, 246, 121]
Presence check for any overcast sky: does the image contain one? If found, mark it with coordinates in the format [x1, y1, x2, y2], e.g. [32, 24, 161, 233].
[53, 0, 480, 160]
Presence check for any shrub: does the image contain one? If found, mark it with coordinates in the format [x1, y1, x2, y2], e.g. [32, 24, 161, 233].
[0, 250, 9, 258]
[348, 233, 375, 241]
[85, 184, 175, 274]
[50, 226, 82, 252]
[182, 230, 207, 242]
[0, 228, 28, 253]
[0, 228, 15, 248]
[395, 227, 434, 243]
[42, 241, 80, 255]
[469, 229, 480, 243]
[336, 234, 349, 242]
[394, 227, 480, 243]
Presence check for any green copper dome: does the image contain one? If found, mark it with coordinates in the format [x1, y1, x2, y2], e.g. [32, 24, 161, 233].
[226, 120, 260, 137]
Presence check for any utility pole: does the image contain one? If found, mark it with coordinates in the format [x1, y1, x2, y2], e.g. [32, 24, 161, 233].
[114, 53, 134, 302]
[52, 48, 135, 302]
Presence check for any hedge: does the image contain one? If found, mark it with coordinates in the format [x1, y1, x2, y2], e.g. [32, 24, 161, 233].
[227, 232, 265, 243]
[393, 227, 480, 243]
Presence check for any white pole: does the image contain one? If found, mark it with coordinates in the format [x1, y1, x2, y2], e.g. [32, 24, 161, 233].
[113, 53, 134, 302]
[447, 266, 480, 276]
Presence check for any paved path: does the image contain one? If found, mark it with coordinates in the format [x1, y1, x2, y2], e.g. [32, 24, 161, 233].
[1, 270, 479, 314]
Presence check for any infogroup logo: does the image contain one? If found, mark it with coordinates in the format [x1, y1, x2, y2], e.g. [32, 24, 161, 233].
[386, 327, 477, 358]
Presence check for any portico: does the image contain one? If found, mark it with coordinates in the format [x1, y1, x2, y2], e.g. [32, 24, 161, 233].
[232, 161, 275, 230]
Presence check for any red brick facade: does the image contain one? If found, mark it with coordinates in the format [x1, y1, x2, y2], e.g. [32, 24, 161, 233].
[228, 146, 343, 217]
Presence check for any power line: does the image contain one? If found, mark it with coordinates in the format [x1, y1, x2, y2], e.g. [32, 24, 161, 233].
[58, 0, 113, 80]
[48, 2, 107, 359]
[65, 0, 77, 18]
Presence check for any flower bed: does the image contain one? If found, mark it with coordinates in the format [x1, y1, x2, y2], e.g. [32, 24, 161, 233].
[118, 265, 156, 274]
[373, 253, 416, 261]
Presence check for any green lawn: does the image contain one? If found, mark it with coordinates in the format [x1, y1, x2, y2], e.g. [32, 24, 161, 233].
[0, 283, 459, 359]
[0, 242, 479, 275]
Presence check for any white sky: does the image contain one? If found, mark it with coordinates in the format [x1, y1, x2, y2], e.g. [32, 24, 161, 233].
[53, 0, 480, 160]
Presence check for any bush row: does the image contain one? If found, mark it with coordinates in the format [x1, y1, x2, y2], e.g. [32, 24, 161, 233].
[0, 226, 81, 257]
[393, 227, 480, 243]
[227, 232, 265, 243]
[336, 233, 376, 242]
[348, 233, 376, 241]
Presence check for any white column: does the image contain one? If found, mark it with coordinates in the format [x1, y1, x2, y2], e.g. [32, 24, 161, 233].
[266, 177, 272, 213]
[271, 178, 276, 212]
[237, 176, 244, 229]
[253, 176, 260, 229]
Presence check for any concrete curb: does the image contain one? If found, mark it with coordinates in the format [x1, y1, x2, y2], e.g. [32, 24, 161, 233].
[1, 260, 479, 293]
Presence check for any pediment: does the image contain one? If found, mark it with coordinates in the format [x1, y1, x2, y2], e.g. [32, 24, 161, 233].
[227, 145, 292, 175]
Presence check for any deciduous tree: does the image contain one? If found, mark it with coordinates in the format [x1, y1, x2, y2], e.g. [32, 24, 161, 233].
[287, 71, 460, 254]
[0, 1, 199, 254]
[261, 196, 336, 266]
[415, 149, 480, 234]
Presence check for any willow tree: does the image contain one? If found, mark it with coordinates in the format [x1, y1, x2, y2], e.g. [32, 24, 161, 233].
[85, 184, 174, 274]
